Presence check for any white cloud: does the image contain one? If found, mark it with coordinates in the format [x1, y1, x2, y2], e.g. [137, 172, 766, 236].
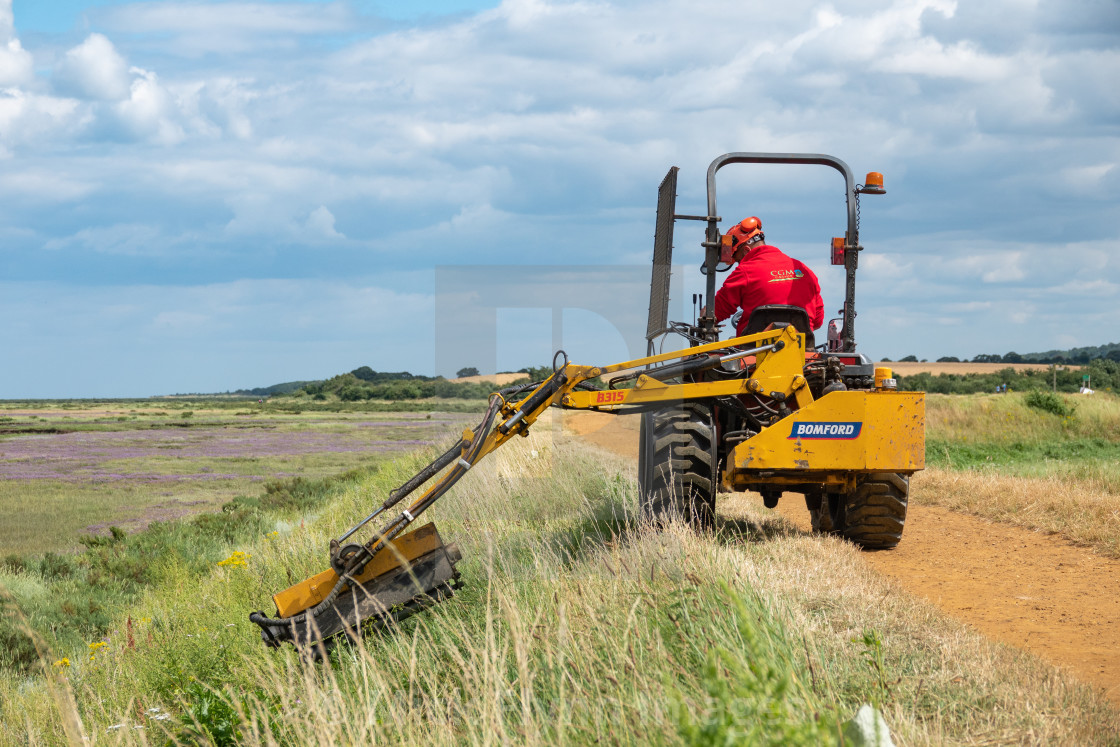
[0, 88, 87, 148]
[0, 37, 31, 87]
[305, 206, 343, 239]
[0, 0, 31, 87]
[862, 253, 914, 281]
[1043, 278, 1120, 298]
[981, 252, 1025, 282]
[54, 34, 131, 101]
[112, 67, 186, 144]
[0, 165, 93, 201]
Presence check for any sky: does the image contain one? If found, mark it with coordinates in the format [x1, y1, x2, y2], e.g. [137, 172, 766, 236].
[1, 0, 1117, 397]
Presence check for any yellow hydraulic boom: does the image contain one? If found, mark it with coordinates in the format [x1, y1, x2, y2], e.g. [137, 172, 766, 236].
[250, 326, 923, 650]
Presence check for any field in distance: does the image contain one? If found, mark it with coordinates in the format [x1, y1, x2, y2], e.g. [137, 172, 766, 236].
[881, 360, 1072, 376]
[448, 372, 531, 385]
[0, 400, 471, 555]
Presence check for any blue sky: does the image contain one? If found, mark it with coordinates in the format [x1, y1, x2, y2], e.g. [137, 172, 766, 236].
[12, 0, 496, 31]
[1, 0, 1118, 397]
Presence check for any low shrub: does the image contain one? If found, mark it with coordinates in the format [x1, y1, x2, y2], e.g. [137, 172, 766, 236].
[1025, 390, 1076, 418]
[38, 552, 74, 580]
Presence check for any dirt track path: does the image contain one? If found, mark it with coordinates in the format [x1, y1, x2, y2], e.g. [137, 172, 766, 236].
[562, 410, 1120, 706]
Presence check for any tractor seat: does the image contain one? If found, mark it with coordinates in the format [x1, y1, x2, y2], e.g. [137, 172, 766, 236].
[743, 305, 815, 349]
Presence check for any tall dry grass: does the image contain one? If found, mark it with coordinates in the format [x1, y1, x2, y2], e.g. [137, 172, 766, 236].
[914, 468, 1120, 558]
[922, 392, 1120, 556]
[2, 414, 1117, 744]
[926, 391, 1120, 443]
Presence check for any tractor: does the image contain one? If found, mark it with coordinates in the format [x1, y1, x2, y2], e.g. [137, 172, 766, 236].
[636, 152, 923, 548]
[250, 152, 925, 651]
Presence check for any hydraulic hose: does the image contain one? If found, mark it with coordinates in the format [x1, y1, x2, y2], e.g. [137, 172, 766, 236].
[498, 373, 567, 435]
[337, 438, 467, 543]
[610, 341, 782, 389]
[333, 383, 540, 546]
[388, 439, 465, 504]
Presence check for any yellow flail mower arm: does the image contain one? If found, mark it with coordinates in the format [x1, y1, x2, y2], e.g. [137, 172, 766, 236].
[250, 326, 807, 650]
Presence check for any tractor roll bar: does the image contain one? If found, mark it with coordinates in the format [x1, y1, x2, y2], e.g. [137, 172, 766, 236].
[703, 152, 860, 352]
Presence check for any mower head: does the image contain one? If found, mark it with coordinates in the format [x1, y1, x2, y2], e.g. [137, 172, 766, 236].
[250, 523, 462, 650]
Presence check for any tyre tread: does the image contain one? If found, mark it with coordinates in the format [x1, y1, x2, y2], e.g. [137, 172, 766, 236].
[837, 472, 908, 550]
[639, 403, 716, 527]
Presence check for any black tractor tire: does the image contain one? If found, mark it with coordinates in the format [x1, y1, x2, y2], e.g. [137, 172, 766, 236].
[826, 473, 909, 550]
[638, 404, 717, 528]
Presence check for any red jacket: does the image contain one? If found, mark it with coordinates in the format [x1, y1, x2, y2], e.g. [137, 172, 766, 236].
[713, 244, 824, 336]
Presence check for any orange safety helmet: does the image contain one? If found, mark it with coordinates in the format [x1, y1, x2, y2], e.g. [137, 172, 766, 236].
[727, 216, 764, 249]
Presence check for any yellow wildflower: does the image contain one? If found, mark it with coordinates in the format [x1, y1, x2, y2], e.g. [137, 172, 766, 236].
[52, 658, 70, 668]
[217, 551, 250, 568]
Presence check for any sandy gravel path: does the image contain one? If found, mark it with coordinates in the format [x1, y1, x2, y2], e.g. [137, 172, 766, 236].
[562, 410, 1120, 706]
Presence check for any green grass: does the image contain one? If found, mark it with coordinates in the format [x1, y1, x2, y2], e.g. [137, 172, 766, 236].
[927, 437, 1120, 490]
[925, 391, 1120, 491]
[2, 427, 1116, 745]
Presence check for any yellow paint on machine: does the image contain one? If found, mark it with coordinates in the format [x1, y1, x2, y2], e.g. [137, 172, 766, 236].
[272, 523, 445, 618]
[728, 390, 925, 473]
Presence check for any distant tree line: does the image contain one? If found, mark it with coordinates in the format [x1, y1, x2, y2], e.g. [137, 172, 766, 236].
[884, 341, 1120, 367]
[298, 374, 498, 401]
[349, 366, 438, 383]
[234, 381, 319, 397]
[290, 365, 567, 402]
[255, 363, 567, 403]
[961, 348, 1120, 365]
[897, 358, 1119, 394]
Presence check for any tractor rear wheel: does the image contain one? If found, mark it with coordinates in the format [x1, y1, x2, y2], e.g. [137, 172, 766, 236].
[638, 404, 717, 528]
[828, 473, 909, 550]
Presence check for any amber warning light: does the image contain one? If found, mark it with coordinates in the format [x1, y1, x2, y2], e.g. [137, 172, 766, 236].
[858, 171, 886, 195]
[831, 237, 845, 266]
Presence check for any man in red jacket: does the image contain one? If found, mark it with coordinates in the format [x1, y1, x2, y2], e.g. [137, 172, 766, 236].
[711, 216, 824, 338]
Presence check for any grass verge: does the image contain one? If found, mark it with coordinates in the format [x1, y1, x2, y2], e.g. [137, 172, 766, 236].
[922, 392, 1120, 555]
[2, 417, 1117, 745]
[0, 472, 364, 676]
